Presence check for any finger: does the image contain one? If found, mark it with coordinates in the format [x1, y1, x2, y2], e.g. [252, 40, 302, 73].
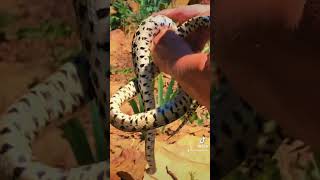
[160, 9, 200, 24]
[153, 4, 210, 24]
[185, 28, 210, 51]
[152, 8, 175, 17]
[152, 8, 189, 23]
[151, 26, 209, 53]
[151, 28, 170, 51]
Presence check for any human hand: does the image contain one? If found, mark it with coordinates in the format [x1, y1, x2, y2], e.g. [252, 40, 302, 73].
[152, 4, 210, 51]
[151, 4, 210, 75]
[150, 4, 211, 108]
[151, 28, 193, 75]
[151, 28, 210, 108]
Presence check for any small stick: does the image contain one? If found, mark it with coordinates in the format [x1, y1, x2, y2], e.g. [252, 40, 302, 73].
[166, 166, 178, 180]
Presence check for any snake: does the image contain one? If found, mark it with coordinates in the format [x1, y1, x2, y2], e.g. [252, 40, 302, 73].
[0, 0, 312, 179]
[110, 14, 210, 174]
[0, 0, 109, 179]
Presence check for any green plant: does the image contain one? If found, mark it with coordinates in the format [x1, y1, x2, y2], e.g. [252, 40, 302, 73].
[110, 67, 134, 75]
[111, 0, 133, 30]
[110, 0, 171, 30]
[16, 20, 72, 40]
[129, 93, 144, 113]
[89, 101, 107, 161]
[129, 92, 147, 139]
[128, 73, 177, 135]
[60, 101, 107, 165]
[61, 118, 95, 165]
[157, 74, 176, 132]
[186, 111, 204, 126]
[131, 0, 171, 24]
[127, 66, 209, 133]
[202, 42, 210, 53]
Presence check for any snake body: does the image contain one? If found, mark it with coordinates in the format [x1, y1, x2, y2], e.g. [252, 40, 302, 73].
[110, 15, 210, 132]
[110, 15, 210, 174]
[0, 0, 108, 179]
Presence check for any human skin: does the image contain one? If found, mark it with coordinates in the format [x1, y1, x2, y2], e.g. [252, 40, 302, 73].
[151, 4, 211, 109]
[215, 0, 320, 150]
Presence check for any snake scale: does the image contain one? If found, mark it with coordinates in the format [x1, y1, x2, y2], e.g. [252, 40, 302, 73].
[0, 0, 312, 179]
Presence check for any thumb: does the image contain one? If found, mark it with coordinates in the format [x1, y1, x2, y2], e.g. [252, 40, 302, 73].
[151, 28, 169, 51]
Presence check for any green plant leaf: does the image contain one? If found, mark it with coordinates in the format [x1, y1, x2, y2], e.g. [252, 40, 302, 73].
[111, 0, 133, 30]
[110, 67, 134, 75]
[16, 27, 43, 39]
[61, 118, 95, 165]
[202, 42, 210, 53]
[164, 78, 175, 102]
[16, 21, 72, 40]
[124, 0, 170, 25]
[157, 74, 164, 106]
[170, 90, 178, 99]
[129, 99, 140, 114]
[90, 101, 107, 161]
[188, 113, 198, 124]
[197, 118, 204, 126]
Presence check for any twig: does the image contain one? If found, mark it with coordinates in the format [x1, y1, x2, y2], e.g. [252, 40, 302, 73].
[166, 166, 178, 180]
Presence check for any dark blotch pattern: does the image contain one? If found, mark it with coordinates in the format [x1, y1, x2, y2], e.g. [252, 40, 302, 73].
[13, 167, 26, 179]
[96, 8, 109, 19]
[0, 143, 13, 154]
[0, 127, 11, 135]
